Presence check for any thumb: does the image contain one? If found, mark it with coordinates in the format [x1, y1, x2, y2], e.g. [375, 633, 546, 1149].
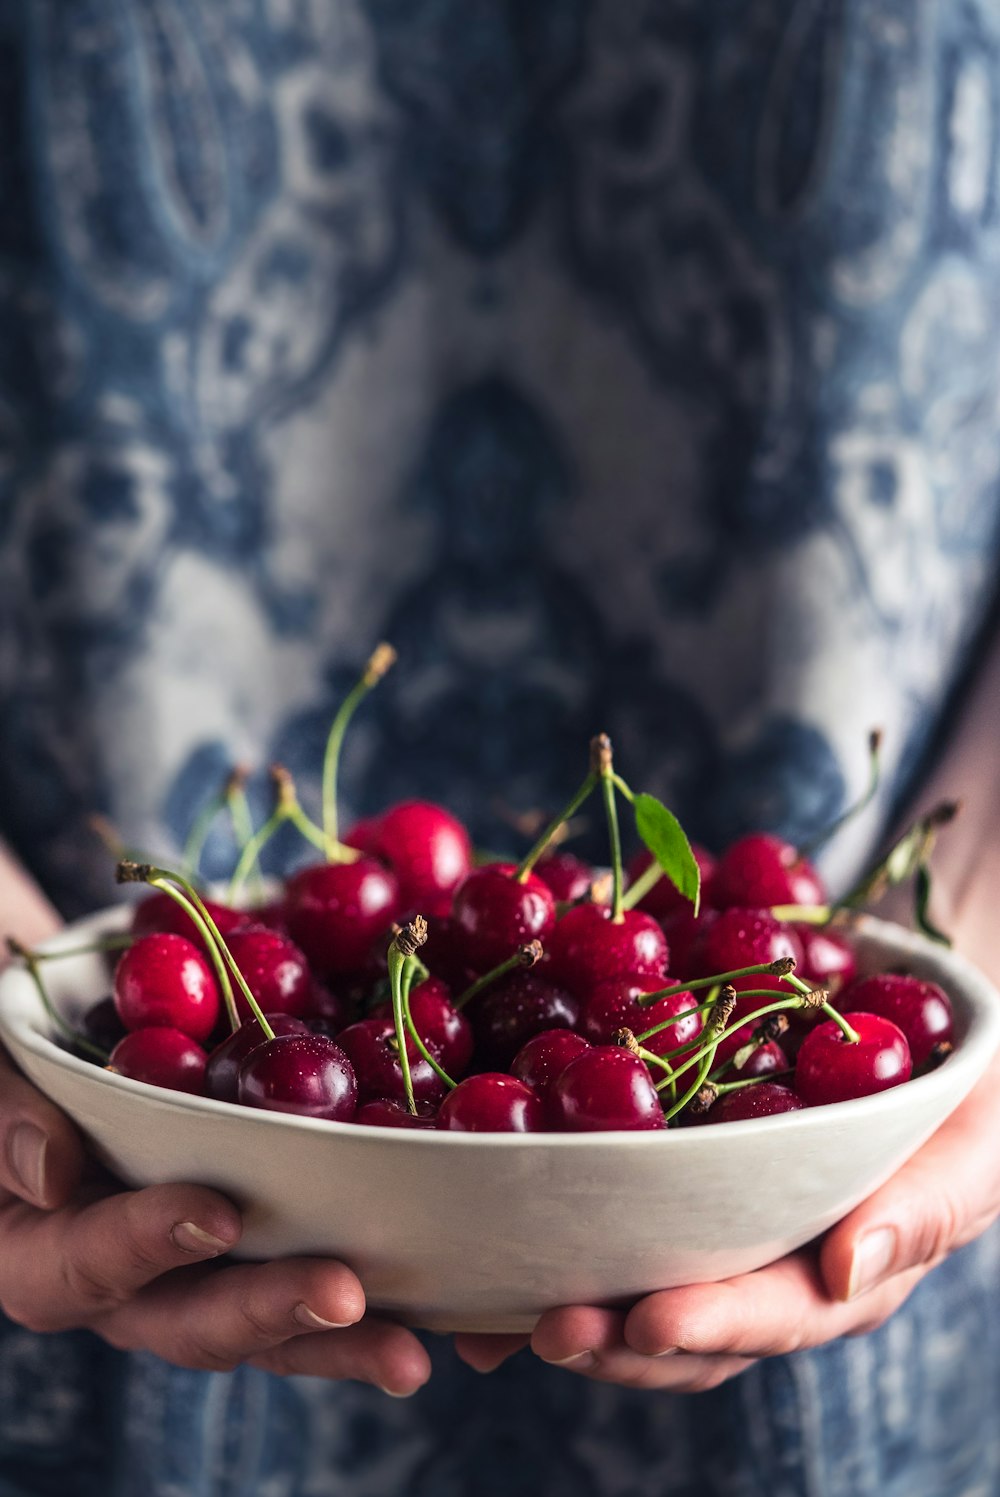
[0, 1045, 86, 1208]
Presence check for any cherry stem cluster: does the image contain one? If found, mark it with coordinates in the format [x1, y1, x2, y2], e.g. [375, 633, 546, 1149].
[321, 643, 396, 852]
[5, 938, 108, 1062]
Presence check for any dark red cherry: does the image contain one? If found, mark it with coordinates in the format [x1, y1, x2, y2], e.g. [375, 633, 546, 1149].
[437, 1073, 545, 1132]
[694, 907, 802, 986]
[510, 1029, 591, 1104]
[546, 904, 668, 993]
[284, 859, 399, 975]
[580, 976, 702, 1059]
[660, 906, 716, 979]
[551, 1047, 665, 1131]
[226, 929, 313, 1022]
[795, 1012, 912, 1105]
[708, 1082, 805, 1123]
[534, 851, 594, 903]
[712, 834, 825, 911]
[625, 845, 716, 920]
[365, 800, 472, 916]
[836, 974, 953, 1067]
[336, 1017, 448, 1106]
[245, 900, 290, 937]
[80, 995, 126, 1054]
[419, 915, 478, 991]
[373, 975, 473, 1075]
[131, 892, 247, 947]
[237, 1033, 357, 1120]
[452, 863, 556, 972]
[796, 925, 857, 991]
[113, 933, 220, 1042]
[730, 1039, 789, 1078]
[302, 979, 353, 1037]
[205, 1014, 310, 1103]
[470, 972, 580, 1069]
[109, 1027, 207, 1094]
[355, 1098, 439, 1129]
[342, 817, 380, 855]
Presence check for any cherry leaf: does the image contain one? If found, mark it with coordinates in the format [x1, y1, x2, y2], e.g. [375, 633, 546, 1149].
[633, 793, 700, 916]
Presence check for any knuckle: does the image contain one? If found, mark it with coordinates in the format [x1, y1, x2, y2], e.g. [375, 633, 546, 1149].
[172, 1335, 242, 1374]
[235, 1298, 282, 1346]
[59, 1254, 131, 1315]
[0, 1293, 63, 1335]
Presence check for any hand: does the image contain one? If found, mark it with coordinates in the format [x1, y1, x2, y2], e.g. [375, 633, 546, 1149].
[0, 1047, 430, 1395]
[455, 1052, 1000, 1390]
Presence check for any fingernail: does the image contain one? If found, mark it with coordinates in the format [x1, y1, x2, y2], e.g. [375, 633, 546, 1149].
[293, 1303, 356, 1330]
[848, 1227, 897, 1298]
[378, 1384, 419, 1398]
[171, 1221, 232, 1255]
[546, 1350, 596, 1370]
[7, 1123, 47, 1203]
[654, 1346, 678, 1358]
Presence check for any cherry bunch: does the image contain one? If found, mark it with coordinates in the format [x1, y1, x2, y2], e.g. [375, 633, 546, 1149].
[21, 649, 957, 1132]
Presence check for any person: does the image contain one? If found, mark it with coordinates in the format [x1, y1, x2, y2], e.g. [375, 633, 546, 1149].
[2, 3, 1000, 1493]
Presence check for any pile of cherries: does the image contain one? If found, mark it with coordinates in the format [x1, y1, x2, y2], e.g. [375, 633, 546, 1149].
[68, 800, 953, 1132]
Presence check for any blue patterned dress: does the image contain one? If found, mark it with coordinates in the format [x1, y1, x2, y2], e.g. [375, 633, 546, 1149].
[1, 3, 1000, 1493]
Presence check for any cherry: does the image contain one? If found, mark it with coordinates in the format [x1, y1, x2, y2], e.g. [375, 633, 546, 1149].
[81, 996, 126, 1054]
[837, 974, 953, 1066]
[660, 905, 716, 979]
[245, 899, 290, 937]
[355, 1098, 439, 1129]
[510, 1029, 590, 1106]
[711, 833, 825, 911]
[419, 915, 478, 991]
[551, 1046, 665, 1131]
[708, 1082, 805, 1123]
[336, 1017, 448, 1106]
[469, 972, 579, 1070]
[284, 858, 399, 975]
[693, 907, 803, 1063]
[437, 1074, 545, 1133]
[796, 925, 857, 991]
[452, 864, 556, 973]
[373, 975, 473, 1075]
[534, 851, 594, 903]
[237, 1033, 358, 1120]
[205, 1014, 310, 1103]
[109, 1027, 207, 1094]
[131, 892, 247, 947]
[625, 845, 716, 920]
[114, 933, 220, 1042]
[302, 979, 353, 1036]
[795, 1012, 912, 1105]
[580, 976, 702, 1058]
[730, 1039, 789, 1078]
[546, 904, 668, 993]
[226, 929, 313, 1022]
[364, 800, 472, 916]
[342, 817, 380, 855]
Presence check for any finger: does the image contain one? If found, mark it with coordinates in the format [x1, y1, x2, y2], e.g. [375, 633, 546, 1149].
[821, 1078, 1000, 1301]
[99, 1256, 366, 1373]
[453, 1333, 530, 1373]
[623, 1253, 923, 1362]
[252, 1318, 432, 1397]
[0, 1045, 86, 1207]
[0, 1182, 242, 1333]
[531, 1306, 754, 1392]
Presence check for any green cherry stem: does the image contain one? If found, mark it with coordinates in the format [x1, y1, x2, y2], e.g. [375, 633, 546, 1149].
[633, 991, 720, 1046]
[387, 918, 427, 1114]
[592, 735, 624, 922]
[769, 903, 833, 925]
[5, 939, 108, 1062]
[635, 958, 797, 1006]
[24, 933, 134, 962]
[610, 774, 635, 805]
[401, 955, 456, 1091]
[322, 642, 396, 852]
[513, 775, 598, 883]
[800, 728, 883, 860]
[621, 857, 664, 912]
[225, 767, 265, 902]
[455, 939, 543, 1011]
[228, 766, 351, 903]
[661, 989, 737, 1122]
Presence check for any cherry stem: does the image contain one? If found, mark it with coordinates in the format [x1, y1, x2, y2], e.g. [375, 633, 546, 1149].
[24, 933, 134, 961]
[5, 940, 108, 1062]
[387, 920, 427, 1114]
[633, 991, 720, 1045]
[654, 995, 803, 1083]
[611, 774, 635, 804]
[400, 957, 456, 1091]
[321, 643, 396, 852]
[711, 1069, 794, 1096]
[800, 728, 883, 860]
[769, 903, 833, 925]
[225, 768, 265, 902]
[660, 996, 734, 1122]
[143, 877, 243, 1035]
[636, 959, 796, 1006]
[228, 766, 354, 902]
[513, 774, 597, 882]
[591, 735, 624, 922]
[621, 857, 664, 912]
[454, 940, 543, 1011]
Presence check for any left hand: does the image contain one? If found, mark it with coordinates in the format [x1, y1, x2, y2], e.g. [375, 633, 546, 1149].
[455, 1050, 1000, 1390]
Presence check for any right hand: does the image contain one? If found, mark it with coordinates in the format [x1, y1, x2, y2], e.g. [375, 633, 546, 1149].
[0, 1046, 430, 1395]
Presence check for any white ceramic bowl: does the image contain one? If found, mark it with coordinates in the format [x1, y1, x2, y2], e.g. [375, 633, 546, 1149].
[1, 909, 998, 1333]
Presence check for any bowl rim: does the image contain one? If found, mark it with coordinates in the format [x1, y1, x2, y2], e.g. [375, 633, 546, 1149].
[2, 907, 999, 1149]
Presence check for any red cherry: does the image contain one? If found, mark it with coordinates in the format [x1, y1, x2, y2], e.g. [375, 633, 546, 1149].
[302, 979, 353, 1036]
[419, 915, 478, 991]
[437, 1073, 545, 1132]
[694, 907, 803, 986]
[226, 929, 313, 1022]
[355, 1098, 439, 1129]
[237, 1033, 358, 1120]
[836, 974, 953, 1067]
[730, 1039, 789, 1078]
[109, 1027, 207, 1094]
[365, 800, 472, 916]
[551, 1046, 665, 1131]
[336, 1017, 448, 1106]
[284, 858, 399, 975]
[625, 845, 716, 920]
[205, 1014, 310, 1103]
[452, 864, 556, 972]
[244, 900, 290, 937]
[534, 851, 594, 903]
[546, 904, 668, 993]
[795, 1012, 912, 1105]
[470, 972, 580, 1069]
[81, 996, 126, 1054]
[795, 925, 857, 990]
[712, 833, 825, 910]
[511, 1029, 591, 1104]
[131, 892, 247, 948]
[342, 818, 380, 855]
[708, 1082, 805, 1123]
[114, 933, 220, 1042]
[580, 976, 702, 1059]
[660, 905, 716, 979]
[373, 976, 474, 1075]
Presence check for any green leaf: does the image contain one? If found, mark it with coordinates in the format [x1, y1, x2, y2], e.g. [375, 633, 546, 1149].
[633, 793, 701, 916]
